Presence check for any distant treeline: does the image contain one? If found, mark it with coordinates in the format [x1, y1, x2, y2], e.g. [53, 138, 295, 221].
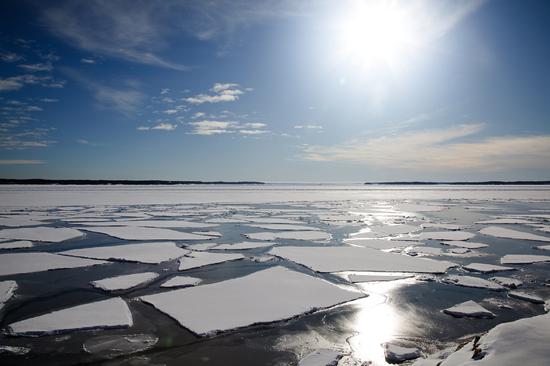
[364, 181, 550, 185]
[0, 179, 265, 185]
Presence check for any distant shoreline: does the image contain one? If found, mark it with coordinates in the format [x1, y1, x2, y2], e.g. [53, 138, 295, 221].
[364, 181, 550, 185]
[0, 179, 265, 185]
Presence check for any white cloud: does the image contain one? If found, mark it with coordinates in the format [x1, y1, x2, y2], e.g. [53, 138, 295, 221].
[294, 124, 323, 130]
[0, 52, 23, 63]
[0, 74, 57, 92]
[137, 122, 177, 131]
[162, 109, 178, 115]
[40, 98, 59, 102]
[80, 58, 96, 64]
[184, 83, 248, 105]
[18, 63, 53, 72]
[302, 123, 550, 171]
[0, 159, 45, 165]
[188, 120, 268, 136]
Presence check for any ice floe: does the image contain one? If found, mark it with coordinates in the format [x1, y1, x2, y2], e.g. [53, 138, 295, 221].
[112, 219, 217, 229]
[83, 334, 158, 358]
[490, 277, 522, 289]
[61, 242, 190, 264]
[395, 203, 445, 212]
[500, 254, 550, 265]
[6, 297, 133, 336]
[298, 349, 342, 366]
[536, 244, 550, 251]
[368, 224, 421, 236]
[475, 218, 534, 225]
[77, 226, 213, 241]
[0, 345, 30, 355]
[416, 231, 475, 241]
[441, 241, 488, 249]
[178, 251, 245, 271]
[245, 230, 331, 242]
[140, 266, 363, 335]
[443, 300, 495, 318]
[91, 272, 159, 292]
[344, 239, 418, 250]
[0, 252, 108, 276]
[0, 227, 84, 242]
[463, 263, 515, 274]
[0, 240, 33, 249]
[244, 224, 321, 231]
[0, 280, 17, 309]
[508, 291, 544, 304]
[421, 223, 462, 230]
[384, 343, 421, 363]
[270, 246, 455, 273]
[442, 275, 505, 291]
[213, 241, 275, 250]
[480, 226, 550, 242]
[160, 276, 201, 288]
[347, 273, 413, 283]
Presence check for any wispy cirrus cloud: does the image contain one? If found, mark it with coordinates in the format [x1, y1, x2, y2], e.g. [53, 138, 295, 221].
[18, 62, 54, 72]
[0, 74, 63, 92]
[137, 122, 177, 131]
[0, 159, 46, 165]
[302, 123, 550, 171]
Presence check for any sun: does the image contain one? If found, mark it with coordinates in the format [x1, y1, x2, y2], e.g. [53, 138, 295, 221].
[334, 0, 419, 73]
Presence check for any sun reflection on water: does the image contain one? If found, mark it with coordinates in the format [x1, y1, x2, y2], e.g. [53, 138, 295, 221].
[348, 280, 412, 365]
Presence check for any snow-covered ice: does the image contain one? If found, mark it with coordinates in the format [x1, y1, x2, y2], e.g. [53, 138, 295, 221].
[344, 238, 419, 250]
[160, 276, 201, 288]
[77, 226, 213, 241]
[0, 227, 84, 242]
[443, 300, 495, 318]
[244, 224, 320, 231]
[442, 275, 505, 291]
[384, 343, 421, 363]
[421, 223, 462, 230]
[348, 273, 413, 283]
[368, 224, 421, 236]
[61, 242, 190, 264]
[441, 241, 489, 249]
[298, 349, 341, 366]
[490, 277, 522, 289]
[140, 266, 363, 336]
[476, 218, 534, 224]
[0, 240, 33, 250]
[112, 219, 216, 229]
[480, 226, 550, 242]
[91, 272, 159, 292]
[245, 230, 331, 242]
[0, 252, 108, 276]
[178, 251, 245, 271]
[270, 246, 455, 273]
[0, 280, 17, 310]
[6, 297, 133, 336]
[416, 231, 475, 241]
[463, 263, 515, 273]
[213, 241, 275, 250]
[500, 254, 550, 265]
[508, 291, 544, 304]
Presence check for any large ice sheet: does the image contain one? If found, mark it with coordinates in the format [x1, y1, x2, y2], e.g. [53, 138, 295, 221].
[140, 266, 363, 335]
[0, 227, 84, 243]
[0, 240, 33, 249]
[463, 263, 515, 273]
[442, 275, 505, 291]
[243, 224, 321, 231]
[213, 241, 275, 250]
[91, 272, 159, 292]
[112, 219, 217, 229]
[244, 231, 332, 242]
[480, 226, 550, 242]
[62, 242, 189, 264]
[161, 276, 201, 288]
[6, 297, 133, 336]
[269, 246, 455, 273]
[344, 238, 419, 250]
[0, 252, 108, 276]
[441, 241, 489, 249]
[178, 251, 245, 271]
[77, 226, 213, 241]
[500, 254, 550, 265]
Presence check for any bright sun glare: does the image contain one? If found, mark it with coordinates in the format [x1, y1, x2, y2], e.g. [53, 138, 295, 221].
[335, 0, 419, 72]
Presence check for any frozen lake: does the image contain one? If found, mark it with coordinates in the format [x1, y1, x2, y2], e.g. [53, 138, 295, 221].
[0, 184, 549, 365]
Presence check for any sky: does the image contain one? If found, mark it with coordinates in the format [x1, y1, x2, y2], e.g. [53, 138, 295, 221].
[1, 0, 550, 182]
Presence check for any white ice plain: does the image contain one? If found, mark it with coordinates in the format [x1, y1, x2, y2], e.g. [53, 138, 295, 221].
[178, 251, 245, 271]
[443, 300, 495, 318]
[416, 231, 475, 241]
[91, 272, 159, 292]
[480, 226, 550, 242]
[344, 238, 420, 250]
[61, 242, 190, 264]
[0, 227, 84, 242]
[160, 276, 202, 288]
[463, 263, 515, 274]
[0, 240, 33, 250]
[76, 226, 214, 241]
[140, 266, 363, 336]
[508, 291, 544, 304]
[500, 254, 550, 265]
[6, 297, 133, 336]
[269, 246, 455, 273]
[0, 252, 109, 276]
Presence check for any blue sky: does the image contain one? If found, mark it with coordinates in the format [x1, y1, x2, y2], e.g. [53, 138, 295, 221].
[1, 0, 549, 182]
